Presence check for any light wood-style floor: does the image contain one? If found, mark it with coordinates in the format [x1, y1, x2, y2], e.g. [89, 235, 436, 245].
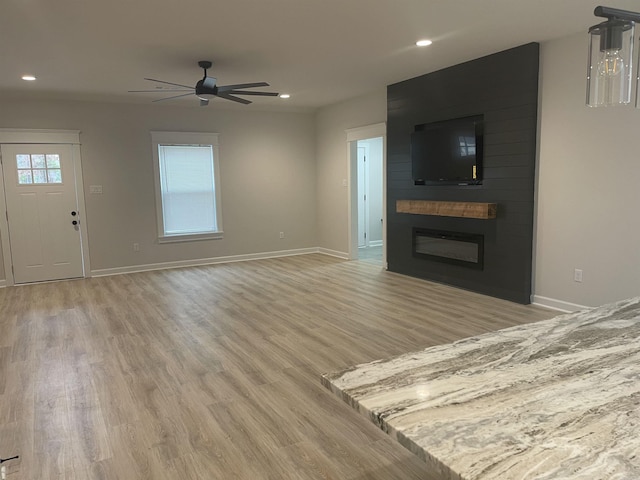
[0, 254, 556, 479]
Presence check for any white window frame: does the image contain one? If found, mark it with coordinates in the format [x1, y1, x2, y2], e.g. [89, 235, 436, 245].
[151, 131, 223, 243]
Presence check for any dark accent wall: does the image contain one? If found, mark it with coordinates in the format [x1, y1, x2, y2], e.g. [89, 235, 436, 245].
[387, 43, 539, 304]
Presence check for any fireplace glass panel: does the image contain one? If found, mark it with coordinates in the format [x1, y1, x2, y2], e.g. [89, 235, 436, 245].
[413, 228, 484, 269]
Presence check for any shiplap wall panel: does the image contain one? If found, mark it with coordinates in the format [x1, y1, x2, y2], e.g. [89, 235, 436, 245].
[387, 43, 539, 304]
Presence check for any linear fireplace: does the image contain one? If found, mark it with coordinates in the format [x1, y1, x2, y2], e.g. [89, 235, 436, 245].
[413, 228, 484, 270]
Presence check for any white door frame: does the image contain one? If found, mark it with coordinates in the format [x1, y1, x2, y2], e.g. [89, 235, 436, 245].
[0, 129, 91, 286]
[345, 123, 386, 267]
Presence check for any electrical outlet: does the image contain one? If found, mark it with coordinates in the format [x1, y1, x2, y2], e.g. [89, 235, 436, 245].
[574, 268, 583, 282]
[279, 232, 285, 239]
[133, 243, 140, 252]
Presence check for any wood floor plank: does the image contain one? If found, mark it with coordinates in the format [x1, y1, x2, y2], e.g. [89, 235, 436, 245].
[0, 254, 556, 479]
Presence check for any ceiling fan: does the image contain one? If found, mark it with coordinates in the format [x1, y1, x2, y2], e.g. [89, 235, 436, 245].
[129, 60, 279, 106]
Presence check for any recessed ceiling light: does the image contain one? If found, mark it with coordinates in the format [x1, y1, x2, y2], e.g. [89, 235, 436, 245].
[279, 94, 290, 99]
[416, 39, 433, 47]
[22, 75, 37, 81]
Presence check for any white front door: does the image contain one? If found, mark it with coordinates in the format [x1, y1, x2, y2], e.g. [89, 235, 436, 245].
[1, 144, 84, 283]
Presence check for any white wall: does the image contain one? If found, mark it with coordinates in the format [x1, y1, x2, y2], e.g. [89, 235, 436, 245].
[315, 90, 386, 255]
[535, 33, 640, 309]
[0, 99, 317, 277]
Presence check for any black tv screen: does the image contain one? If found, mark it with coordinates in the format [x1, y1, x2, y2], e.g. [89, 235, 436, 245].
[411, 115, 484, 185]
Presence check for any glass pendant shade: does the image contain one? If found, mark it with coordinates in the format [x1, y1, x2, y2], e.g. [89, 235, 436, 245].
[586, 19, 635, 106]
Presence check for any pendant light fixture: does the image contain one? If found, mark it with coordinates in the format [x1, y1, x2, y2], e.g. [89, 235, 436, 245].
[586, 6, 640, 107]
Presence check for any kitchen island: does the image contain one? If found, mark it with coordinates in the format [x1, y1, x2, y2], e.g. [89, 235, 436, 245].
[322, 297, 640, 479]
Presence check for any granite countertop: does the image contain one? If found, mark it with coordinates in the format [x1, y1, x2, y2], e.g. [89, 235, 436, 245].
[322, 297, 640, 479]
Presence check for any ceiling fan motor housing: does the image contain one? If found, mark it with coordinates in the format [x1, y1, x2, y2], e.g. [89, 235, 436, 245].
[195, 79, 218, 98]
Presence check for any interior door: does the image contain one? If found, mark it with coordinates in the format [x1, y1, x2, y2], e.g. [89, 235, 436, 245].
[357, 146, 368, 247]
[1, 144, 84, 283]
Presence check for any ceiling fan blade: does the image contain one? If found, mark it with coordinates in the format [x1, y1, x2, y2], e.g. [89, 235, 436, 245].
[128, 89, 193, 93]
[152, 93, 195, 102]
[225, 90, 279, 96]
[216, 93, 252, 105]
[217, 82, 269, 92]
[144, 78, 194, 89]
[200, 98, 209, 107]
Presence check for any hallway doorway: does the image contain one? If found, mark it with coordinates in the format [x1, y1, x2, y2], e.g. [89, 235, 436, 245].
[346, 123, 386, 267]
[356, 138, 383, 264]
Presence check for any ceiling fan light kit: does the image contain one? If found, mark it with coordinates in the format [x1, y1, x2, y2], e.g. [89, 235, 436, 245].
[129, 61, 279, 106]
[587, 6, 640, 107]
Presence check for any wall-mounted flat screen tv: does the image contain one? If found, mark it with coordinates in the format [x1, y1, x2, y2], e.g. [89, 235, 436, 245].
[411, 115, 484, 186]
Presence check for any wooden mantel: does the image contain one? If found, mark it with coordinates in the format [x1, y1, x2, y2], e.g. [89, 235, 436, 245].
[396, 200, 497, 219]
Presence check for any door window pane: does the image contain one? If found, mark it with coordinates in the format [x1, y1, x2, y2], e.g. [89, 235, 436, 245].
[33, 170, 47, 183]
[17, 154, 31, 168]
[46, 154, 60, 168]
[31, 154, 46, 168]
[16, 153, 64, 185]
[48, 170, 62, 183]
[18, 170, 33, 184]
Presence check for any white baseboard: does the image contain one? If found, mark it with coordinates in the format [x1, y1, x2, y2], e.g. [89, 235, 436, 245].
[0, 279, 6, 288]
[317, 248, 349, 260]
[531, 295, 588, 313]
[367, 240, 383, 247]
[91, 247, 322, 277]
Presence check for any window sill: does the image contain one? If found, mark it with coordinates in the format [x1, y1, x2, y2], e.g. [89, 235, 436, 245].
[158, 231, 224, 244]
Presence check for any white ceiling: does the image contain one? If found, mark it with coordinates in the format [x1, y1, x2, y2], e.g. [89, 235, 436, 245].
[3, 0, 639, 111]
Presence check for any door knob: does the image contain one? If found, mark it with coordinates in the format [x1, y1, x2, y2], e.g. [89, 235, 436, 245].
[71, 211, 77, 216]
